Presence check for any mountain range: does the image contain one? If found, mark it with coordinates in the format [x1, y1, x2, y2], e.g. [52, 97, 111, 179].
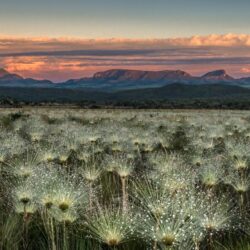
[1, 68, 250, 91]
[1, 68, 250, 103]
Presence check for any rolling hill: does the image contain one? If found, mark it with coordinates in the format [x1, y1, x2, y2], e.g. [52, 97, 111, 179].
[0, 83, 250, 103]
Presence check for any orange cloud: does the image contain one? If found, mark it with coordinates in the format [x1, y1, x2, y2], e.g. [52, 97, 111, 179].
[241, 67, 250, 73]
[1, 33, 250, 54]
[4, 57, 45, 72]
[1, 54, 250, 82]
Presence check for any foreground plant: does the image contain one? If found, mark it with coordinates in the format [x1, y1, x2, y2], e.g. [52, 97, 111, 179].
[85, 207, 137, 247]
[115, 156, 134, 212]
[139, 190, 199, 250]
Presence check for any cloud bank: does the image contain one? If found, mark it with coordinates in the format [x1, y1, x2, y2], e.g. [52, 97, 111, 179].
[1, 34, 250, 53]
[1, 34, 250, 82]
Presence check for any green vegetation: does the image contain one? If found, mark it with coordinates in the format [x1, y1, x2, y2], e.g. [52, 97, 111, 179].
[2, 83, 250, 109]
[0, 108, 250, 250]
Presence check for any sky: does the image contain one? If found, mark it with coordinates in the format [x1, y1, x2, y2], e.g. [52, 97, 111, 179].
[1, 0, 250, 82]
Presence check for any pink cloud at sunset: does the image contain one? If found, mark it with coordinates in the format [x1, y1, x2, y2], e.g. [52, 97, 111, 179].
[1, 34, 250, 82]
[241, 67, 250, 73]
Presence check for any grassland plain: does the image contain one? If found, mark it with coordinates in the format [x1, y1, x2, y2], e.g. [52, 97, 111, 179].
[0, 108, 250, 250]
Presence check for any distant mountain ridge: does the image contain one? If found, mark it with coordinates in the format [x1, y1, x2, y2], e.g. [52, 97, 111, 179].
[0, 68, 53, 87]
[62, 68, 250, 91]
[92, 69, 192, 82]
[201, 70, 234, 82]
[1, 68, 250, 92]
[0, 68, 23, 81]
[0, 68, 10, 77]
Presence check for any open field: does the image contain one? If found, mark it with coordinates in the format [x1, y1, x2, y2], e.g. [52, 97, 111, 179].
[0, 108, 250, 250]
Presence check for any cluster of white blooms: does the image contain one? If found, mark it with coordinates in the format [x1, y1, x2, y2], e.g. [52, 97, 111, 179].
[0, 109, 249, 249]
[86, 208, 137, 247]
